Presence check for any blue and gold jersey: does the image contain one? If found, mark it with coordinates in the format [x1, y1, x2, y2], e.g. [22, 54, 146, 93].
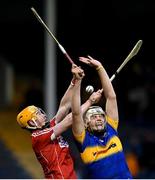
[73, 116, 132, 179]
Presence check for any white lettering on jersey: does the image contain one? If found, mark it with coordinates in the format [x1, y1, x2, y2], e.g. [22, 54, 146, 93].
[57, 136, 69, 148]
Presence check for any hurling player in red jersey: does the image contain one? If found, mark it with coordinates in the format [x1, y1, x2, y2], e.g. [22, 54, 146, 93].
[16, 64, 102, 179]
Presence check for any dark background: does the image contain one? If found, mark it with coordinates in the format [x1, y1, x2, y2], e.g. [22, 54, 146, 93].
[0, 0, 153, 105]
[6, 0, 155, 123]
[0, 0, 155, 178]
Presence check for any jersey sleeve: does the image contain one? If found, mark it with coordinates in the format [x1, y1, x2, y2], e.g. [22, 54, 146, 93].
[72, 129, 86, 144]
[106, 115, 119, 131]
[72, 129, 89, 153]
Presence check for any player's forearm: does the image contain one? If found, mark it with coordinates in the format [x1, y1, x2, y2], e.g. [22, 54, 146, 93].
[72, 80, 81, 116]
[52, 113, 72, 139]
[55, 79, 75, 123]
[71, 80, 85, 135]
[96, 66, 116, 99]
[59, 78, 76, 110]
[81, 99, 93, 115]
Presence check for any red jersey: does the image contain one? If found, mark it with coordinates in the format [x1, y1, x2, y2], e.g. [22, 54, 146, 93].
[31, 118, 77, 179]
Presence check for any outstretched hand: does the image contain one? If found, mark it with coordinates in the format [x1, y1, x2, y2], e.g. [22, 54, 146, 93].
[79, 55, 102, 69]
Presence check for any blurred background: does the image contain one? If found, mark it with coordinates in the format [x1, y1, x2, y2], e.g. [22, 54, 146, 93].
[0, 0, 155, 178]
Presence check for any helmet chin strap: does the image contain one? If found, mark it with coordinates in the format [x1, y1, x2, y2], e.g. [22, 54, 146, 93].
[26, 119, 38, 130]
[26, 126, 37, 130]
[27, 121, 50, 130]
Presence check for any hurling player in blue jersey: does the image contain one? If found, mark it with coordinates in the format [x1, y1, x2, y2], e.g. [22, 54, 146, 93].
[71, 56, 132, 179]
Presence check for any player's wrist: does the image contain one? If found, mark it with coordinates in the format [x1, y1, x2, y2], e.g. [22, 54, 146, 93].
[71, 78, 77, 86]
[71, 77, 82, 86]
[88, 98, 96, 105]
[96, 65, 104, 71]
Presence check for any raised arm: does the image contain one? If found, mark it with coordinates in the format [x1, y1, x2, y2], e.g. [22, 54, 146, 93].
[71, 65, 103, 136]
[79, 56, 118, 121]
[55, 64, 81, 123]
[71, 74, 84, 135]
[52, 64, 85, 138]
[55, 79, 74, 123]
